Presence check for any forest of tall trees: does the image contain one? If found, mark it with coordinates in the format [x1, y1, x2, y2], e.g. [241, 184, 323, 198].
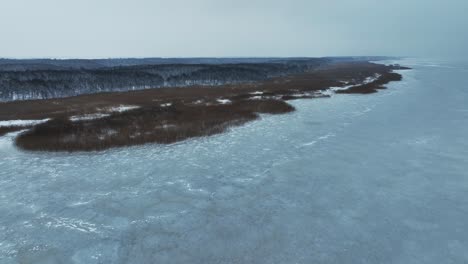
[0, 57, 383, 101]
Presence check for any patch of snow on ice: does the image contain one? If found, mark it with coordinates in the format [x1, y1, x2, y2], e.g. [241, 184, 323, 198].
[318, 133, 335, 140]
[44, 216, 100, 234]
[301, 141, 317, 147]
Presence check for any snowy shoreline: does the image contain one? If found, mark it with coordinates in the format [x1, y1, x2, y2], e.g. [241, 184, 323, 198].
[0, 118, 50, 127]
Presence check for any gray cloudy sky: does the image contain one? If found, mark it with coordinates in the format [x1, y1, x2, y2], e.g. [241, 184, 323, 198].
[1, 0, 467, 58]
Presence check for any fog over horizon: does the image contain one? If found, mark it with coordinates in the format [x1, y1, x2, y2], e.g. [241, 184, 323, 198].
[1, 0, 466, 59]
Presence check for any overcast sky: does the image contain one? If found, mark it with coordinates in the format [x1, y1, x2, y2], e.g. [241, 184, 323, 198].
[1, 0, 466, 58]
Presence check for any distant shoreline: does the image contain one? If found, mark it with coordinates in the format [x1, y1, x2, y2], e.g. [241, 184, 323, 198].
[0, 61, 410, 152]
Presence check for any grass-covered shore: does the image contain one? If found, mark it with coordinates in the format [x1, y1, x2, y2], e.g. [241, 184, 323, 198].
[0, 62, 410, 151]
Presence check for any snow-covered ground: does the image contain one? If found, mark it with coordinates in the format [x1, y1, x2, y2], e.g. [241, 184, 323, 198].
[0, 105, 141, 127]
[321, 73, 382, 96]
[69, 105, 140, 122]
[70, 113, 111, 122]
[1, 59, 468, 263]
[106, 105, 140, 112]
[216, 98, 231, 104]
[0, 118, 50, 127]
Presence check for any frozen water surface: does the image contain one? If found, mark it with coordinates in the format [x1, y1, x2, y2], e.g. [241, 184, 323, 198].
[1, 59, 468, 263]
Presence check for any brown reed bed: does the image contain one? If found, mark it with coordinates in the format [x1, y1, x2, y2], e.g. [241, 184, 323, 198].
[15, 100, 294, 151]
[0, 62, 409, 152]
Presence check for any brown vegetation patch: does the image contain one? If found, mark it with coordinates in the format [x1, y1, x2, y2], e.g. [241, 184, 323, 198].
[3, 62, 410, 152]
[15, 99, 294, 151]
[336, 72, 403, 94]
[0, 126, 30, 136]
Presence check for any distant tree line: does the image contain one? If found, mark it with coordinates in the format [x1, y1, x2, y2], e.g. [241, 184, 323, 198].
[0, 59, 331, 101]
